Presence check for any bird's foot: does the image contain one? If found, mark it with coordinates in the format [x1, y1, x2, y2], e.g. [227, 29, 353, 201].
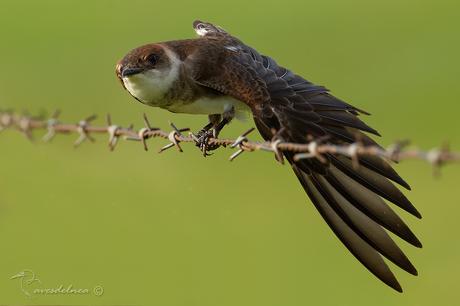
[192, 128, 221, 156]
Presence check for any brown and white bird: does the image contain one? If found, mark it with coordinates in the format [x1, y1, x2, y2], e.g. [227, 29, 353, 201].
[116, 20, 422, 292]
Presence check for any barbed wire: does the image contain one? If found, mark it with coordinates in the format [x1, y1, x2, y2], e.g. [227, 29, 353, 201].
[1, 110, 459, 173]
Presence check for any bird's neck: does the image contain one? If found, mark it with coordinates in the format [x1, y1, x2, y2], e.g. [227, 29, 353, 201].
[122, 50, 201, 108]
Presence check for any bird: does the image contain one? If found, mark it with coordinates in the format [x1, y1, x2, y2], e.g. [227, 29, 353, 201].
[116, 20, 422, 292]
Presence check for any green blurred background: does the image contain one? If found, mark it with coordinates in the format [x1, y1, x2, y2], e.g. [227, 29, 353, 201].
[0, 0, 459, 305]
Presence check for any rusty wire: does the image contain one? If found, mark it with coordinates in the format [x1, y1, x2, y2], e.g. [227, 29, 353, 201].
[0, 110, 459, 172]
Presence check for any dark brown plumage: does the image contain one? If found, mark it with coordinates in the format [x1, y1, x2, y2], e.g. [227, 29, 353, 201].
[116, 20, 422, 292]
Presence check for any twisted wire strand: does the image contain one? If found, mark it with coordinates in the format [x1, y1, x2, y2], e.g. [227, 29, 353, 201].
[1, 110, 459, 172]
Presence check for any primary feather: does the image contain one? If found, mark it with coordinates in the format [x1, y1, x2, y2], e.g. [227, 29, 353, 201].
[191, 20, 422, 292]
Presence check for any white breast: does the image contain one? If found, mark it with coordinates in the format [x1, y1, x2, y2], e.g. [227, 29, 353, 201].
[123, 71, 168, 105]
[165, 96, 251, 121]
[122, 48, 181, 106]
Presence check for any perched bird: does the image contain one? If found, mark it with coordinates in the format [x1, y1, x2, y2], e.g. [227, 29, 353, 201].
[116, 20, 422, 292]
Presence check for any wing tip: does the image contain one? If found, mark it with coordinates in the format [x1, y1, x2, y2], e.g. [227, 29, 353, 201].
[414, 210, 423, 219]
[397, 178, 412, 190]
[378, 269, 403, 293]
[407, 233, 423, 248]
[403, 259, 419, 276]
[372, 129, 382, 137]
[380, 270, 403, 293]
[403, 202, 422, 220]
[394, 283, 404, 293]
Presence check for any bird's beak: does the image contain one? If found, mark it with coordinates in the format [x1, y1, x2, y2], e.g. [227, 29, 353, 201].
[121, 67, 144, 77]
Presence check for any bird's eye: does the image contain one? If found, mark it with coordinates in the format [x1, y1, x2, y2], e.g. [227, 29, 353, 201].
[145, 54, 158, 65]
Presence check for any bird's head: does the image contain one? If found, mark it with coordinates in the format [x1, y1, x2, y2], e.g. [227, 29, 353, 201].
[116, 44, 181, 105]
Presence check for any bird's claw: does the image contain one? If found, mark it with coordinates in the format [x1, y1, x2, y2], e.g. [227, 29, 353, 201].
[192, 129, 221, 156]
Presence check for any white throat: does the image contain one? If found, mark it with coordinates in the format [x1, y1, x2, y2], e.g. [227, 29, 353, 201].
[122, 48, 181, 106]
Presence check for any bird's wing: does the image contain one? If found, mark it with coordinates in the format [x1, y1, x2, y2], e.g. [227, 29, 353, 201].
[190, 21, 421, 292]
[188, 40, 271, 108]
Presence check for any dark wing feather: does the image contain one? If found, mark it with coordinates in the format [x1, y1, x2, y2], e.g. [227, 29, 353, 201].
[190, 21, 421, 292]
[293, 165, 403, 292]
[325, 165, 421, 247]
[330, 155, 421, 218]
[312, 173, 417, 275]
[316, 110, 380, 135]
[189, 45, 271, 107]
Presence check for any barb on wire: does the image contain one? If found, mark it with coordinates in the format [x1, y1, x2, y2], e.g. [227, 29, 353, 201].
[0, 110, 459, 174]
[158, 122, 190, 153]
[42, 109, 61, 142]
[229, 127, 255, 161]
[106, 114, 121, 151]
[74, 114, 97, 147]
